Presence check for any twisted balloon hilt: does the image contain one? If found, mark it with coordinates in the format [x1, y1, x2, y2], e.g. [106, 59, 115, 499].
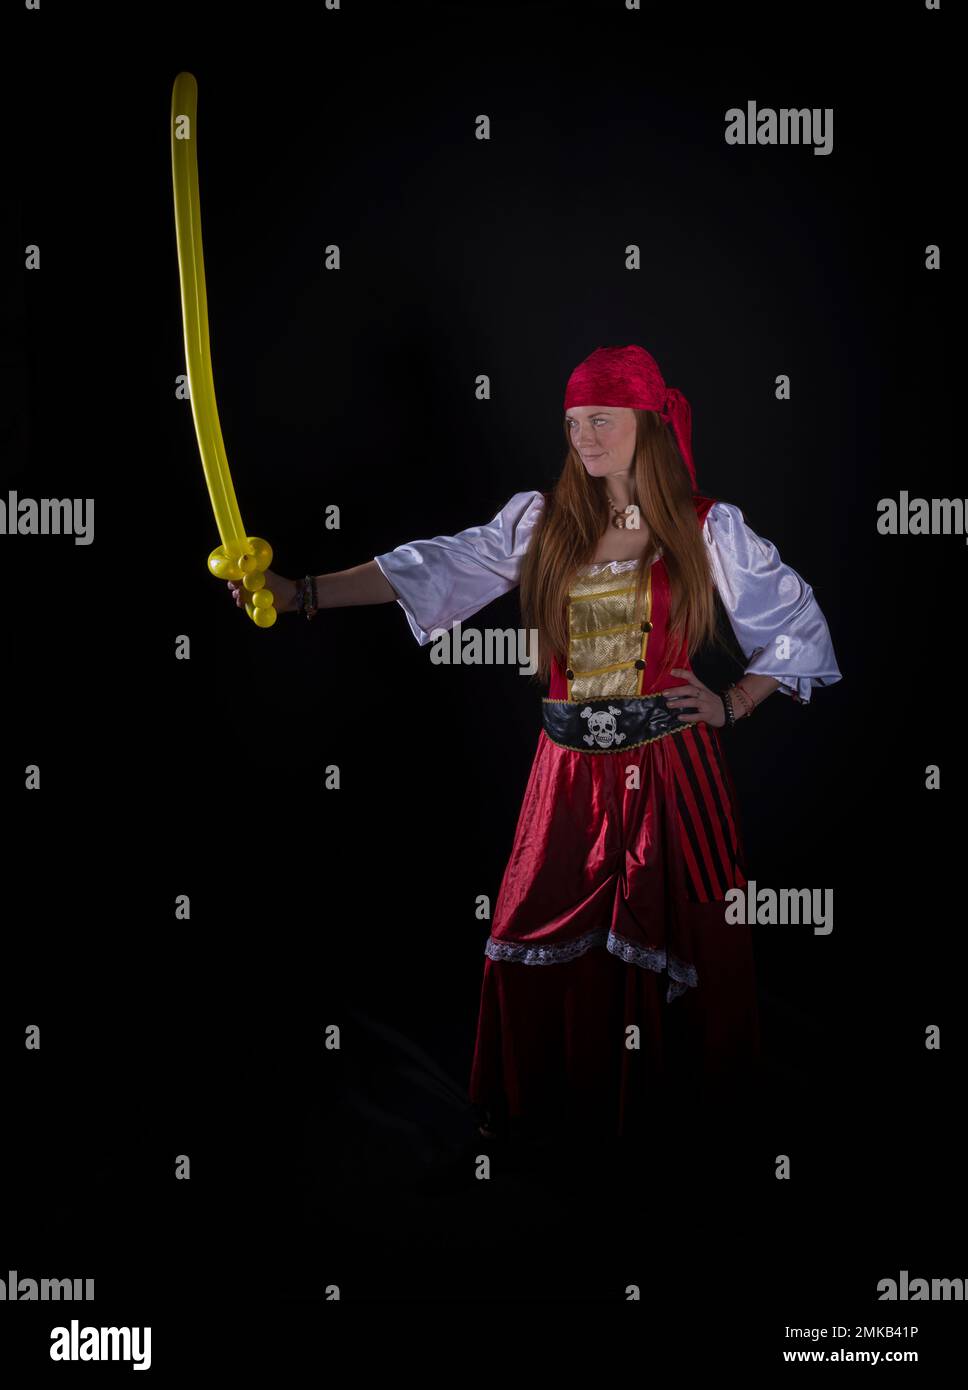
[207, 535, 277, 628]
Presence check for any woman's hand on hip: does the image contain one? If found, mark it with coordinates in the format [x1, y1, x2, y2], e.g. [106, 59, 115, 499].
[665, 668, 726, 728]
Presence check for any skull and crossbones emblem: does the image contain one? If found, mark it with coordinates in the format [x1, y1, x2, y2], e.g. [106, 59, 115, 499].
[581, 705, 626, 749]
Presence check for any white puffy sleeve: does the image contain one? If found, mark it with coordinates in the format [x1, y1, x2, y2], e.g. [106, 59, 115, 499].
[703, 500, 843, 704]
[373, 490, 546, 646]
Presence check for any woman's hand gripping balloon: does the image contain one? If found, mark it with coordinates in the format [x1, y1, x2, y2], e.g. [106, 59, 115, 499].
[227, 570, 298, 615]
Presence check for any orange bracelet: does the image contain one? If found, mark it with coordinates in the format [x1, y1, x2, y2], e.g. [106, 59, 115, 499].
[732, 682, 756, 718]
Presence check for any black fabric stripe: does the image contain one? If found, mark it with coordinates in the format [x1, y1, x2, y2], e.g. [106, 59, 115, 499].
[668, 737, 720, 901]
[692, 724, 741, 873]
[670, 732, 728, 899]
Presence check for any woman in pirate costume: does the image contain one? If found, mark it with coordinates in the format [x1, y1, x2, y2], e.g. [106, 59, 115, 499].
[230, 344, 842, 1144]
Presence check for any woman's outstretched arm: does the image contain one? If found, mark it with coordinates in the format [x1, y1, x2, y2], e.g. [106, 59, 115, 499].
[313, 560, 398, 608]
[227, 560, 397, 614]
[227, 489, 544, 622]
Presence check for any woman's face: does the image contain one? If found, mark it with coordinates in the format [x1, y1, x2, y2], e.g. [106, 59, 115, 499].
[565, 405, 637, 478]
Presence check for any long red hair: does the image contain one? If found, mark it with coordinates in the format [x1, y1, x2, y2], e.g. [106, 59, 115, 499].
[519, 409, 722, 683]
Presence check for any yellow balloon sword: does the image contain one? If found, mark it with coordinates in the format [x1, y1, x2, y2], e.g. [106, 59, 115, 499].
[170, 71, 277, 627]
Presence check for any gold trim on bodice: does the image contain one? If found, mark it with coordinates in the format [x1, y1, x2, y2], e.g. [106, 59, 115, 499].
[566, 559, 654, 702]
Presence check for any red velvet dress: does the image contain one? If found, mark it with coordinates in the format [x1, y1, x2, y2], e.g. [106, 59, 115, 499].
[467, 494, 761, 1137]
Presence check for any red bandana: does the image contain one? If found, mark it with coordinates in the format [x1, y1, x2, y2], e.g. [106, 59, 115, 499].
[563, 343, 696, 490]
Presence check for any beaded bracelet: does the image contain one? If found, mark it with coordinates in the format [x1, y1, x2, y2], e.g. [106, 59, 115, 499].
[295, 574, 319, 620]
[721, 682, 756, 727]
[721, 689, 735, 727]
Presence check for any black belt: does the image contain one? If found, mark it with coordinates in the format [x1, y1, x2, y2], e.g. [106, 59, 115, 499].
[541, 694, 688, 753]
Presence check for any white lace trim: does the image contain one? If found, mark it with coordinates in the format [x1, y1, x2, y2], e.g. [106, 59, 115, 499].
[484, 926, 696, 1003]
[580, 548, 664, 576]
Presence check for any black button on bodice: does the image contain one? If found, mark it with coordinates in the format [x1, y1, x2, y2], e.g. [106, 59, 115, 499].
[634, 658, 646, 670]
[641, 621, 653, 633]
[565, 668, 575, 680]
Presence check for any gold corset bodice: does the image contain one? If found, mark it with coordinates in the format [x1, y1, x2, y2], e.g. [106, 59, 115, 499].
[565, 558, 655, 702]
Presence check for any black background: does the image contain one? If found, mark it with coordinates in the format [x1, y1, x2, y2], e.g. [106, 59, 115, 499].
[2, 0, 962, 1368]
